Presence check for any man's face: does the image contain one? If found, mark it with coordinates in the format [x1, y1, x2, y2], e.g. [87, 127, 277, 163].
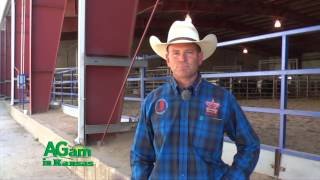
[166, 43, 204, 81]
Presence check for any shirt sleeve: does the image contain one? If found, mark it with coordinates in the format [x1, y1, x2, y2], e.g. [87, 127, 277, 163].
[222, 92, 261, 180]
[130, 100, 156, 180]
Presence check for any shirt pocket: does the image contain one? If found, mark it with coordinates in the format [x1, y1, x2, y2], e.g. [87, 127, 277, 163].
[192, 115, 224, 162]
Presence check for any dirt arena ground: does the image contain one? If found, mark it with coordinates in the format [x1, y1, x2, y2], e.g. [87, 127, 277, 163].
[122, 98, 320, 155]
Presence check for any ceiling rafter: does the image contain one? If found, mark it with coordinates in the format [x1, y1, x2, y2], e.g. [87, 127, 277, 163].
[135, 15, 267, 38]
[134, 0, 320, 57]
[152, 1, 319, 24]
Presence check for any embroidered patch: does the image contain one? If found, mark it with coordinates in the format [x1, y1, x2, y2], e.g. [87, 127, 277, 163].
[205, 98, 221, 117]
[155, 98, 168, 115]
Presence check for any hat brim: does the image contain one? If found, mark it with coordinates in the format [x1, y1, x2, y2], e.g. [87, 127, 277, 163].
[149, 34, 217, 60]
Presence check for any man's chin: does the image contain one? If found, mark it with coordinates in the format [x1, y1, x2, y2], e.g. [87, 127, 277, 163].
[173, 73, 197, 80]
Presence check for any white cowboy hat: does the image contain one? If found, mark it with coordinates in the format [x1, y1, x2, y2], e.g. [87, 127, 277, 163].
[149, 15, 217, 60]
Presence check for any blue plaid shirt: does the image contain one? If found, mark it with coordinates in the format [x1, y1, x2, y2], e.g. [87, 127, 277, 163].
[131, 76, 260, 180]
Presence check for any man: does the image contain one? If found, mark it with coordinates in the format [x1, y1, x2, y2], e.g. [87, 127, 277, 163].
[131, 15, 260, 180]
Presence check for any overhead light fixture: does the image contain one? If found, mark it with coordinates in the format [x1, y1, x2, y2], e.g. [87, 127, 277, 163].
[274, 19, 281, 28]
[243, 48, 248, 54]
[185, 14, 192, 23]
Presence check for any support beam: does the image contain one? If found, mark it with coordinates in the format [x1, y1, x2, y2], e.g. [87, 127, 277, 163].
[84, 0, 139, 143]
[76, 0, 85, 145]
[6, 16, 11, 97]
[13, 0, 20, 101]
[11, 0, 15, 105]
[30, 0, 67, 113]
[13, 0, 31, 105]
[0, 31, 5, 96]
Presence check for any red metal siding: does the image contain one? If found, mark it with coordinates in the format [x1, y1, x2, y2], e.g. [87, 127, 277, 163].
[85, 0, 139, 56]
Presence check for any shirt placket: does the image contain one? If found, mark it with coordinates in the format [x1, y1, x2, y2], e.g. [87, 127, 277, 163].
[179, 99, 189, 180]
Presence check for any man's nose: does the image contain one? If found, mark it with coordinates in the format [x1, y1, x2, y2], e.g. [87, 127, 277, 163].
[177, 53, 187, 62]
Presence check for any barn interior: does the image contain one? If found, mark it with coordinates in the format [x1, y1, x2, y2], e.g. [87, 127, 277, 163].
[1, 0, 319, 179]
[51, 0, 320, 154]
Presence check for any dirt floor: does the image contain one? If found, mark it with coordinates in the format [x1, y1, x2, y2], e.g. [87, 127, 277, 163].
[122, 98, 320, 155]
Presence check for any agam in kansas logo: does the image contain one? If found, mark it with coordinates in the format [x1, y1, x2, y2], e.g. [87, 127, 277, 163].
[43, 141, 95, 166]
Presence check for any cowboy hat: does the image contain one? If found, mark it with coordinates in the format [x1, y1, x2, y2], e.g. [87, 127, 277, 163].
[149, 15, 217, 60]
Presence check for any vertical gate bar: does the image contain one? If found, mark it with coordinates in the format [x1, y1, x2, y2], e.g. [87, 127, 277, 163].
[276, 35, 289, 176]
[274, 149, 282, 176]
[279, 35, 288, 149]
[61, 72, 64, 103]
[140, 67, 145, 101]
[71, 70, 74, 105]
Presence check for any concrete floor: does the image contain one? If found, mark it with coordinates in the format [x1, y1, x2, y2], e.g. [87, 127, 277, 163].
[0, 102, 80, 180]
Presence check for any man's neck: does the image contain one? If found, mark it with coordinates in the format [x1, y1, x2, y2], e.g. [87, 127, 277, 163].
[175, 74, 198, 89]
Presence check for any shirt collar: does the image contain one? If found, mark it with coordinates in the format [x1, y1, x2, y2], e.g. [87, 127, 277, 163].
[169, 73, 202, 96]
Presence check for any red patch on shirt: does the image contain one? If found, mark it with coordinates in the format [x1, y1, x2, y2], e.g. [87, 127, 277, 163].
[205, 99, 220, 117]
[155, 99, 168, 115]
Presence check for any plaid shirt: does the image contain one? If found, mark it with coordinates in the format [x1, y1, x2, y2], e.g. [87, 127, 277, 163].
[131, 76, 260, 180]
